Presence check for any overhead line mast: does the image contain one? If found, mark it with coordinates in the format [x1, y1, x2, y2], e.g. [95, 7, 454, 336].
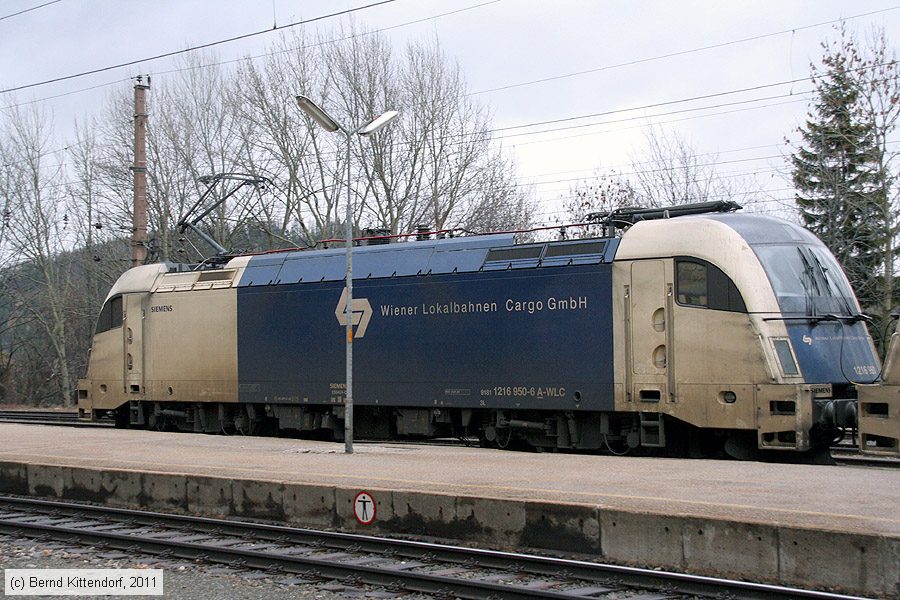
[131, 75, 149, 268]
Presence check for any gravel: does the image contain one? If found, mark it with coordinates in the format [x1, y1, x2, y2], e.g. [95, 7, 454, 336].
[0, 534, 404, 599]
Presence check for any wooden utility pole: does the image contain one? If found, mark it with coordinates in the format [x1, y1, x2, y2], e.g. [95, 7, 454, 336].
[131, 76, 150, 268]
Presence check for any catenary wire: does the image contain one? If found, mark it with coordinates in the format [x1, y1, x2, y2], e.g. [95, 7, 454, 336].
[0, 0, 399, 94]
[489, 76, 836, 135]
[467, 4, 900, 96]
[1, 10, 893, 168]
[3, 90, 894, 189]
[151, 0, 501, 79]
[0, 0, 64, 23]
[503, 97, 811, 149]
[0, 0, 894, 242]
[0, 81, 808, 170]
[0, 64, 850, 170]
[490, 91, 816, 141]
[0, 0, 499, 111]
[1, 2, 890, 118]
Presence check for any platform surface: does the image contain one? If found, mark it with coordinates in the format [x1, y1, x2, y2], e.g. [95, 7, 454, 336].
[0, 423, 897, 537]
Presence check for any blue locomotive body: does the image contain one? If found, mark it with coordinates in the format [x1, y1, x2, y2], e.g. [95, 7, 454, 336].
[237, 263, 616, 412]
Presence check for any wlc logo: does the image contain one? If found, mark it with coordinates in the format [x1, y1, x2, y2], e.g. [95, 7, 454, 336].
[335, 288, 373, 338]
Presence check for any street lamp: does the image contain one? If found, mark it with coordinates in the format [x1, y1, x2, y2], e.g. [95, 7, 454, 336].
[296, 94, 399, 454]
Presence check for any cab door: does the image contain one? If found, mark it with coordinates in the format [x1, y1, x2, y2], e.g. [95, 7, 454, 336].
[627, 260, 675, 404]
[123, 293, 146, 395]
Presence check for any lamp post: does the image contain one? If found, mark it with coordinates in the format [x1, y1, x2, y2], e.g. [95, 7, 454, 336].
[296, 95, 399, 454]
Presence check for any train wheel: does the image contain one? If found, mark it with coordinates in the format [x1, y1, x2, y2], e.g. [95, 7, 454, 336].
[113, 406, 130, 429]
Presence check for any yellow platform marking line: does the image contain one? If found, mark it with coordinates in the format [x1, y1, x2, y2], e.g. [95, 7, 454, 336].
[3, 452, 899, 527]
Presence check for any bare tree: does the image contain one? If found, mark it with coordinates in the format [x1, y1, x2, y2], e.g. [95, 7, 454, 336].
[66, 122, 133, 381]
[0, 102, 75, 404]
[233, 27, 532, 245]
[329, 31, 529, 234]
[163, 54, 256, 255]
[561, 170, 637, 238]
[562, 126, 752, 234]
[457, 152, 534, 233]
[234, 32, 345, 247]
[629, 125, 752, 207]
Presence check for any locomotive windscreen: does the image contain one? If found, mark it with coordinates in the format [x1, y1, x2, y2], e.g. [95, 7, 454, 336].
[707, 213, 879, 384]
[753, 244, 857, 316]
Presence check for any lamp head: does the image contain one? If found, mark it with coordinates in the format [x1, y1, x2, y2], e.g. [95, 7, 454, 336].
[358, 110, 399, 136]
[295, 95, 341, 132]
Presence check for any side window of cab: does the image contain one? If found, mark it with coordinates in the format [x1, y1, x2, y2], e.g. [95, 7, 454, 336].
[676, 258, 746, 313]
[94, 295, 123, 334]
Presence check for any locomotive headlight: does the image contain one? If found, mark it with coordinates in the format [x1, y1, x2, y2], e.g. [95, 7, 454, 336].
[722, 391, 737, 404]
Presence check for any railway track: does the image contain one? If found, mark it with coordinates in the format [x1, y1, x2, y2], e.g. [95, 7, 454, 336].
[830, 448, 899, 468]
[0, 410, 110, 427]
[368, 438, 900, 468]
[0, 412, 896, 469]
[0, 495, 868, 600]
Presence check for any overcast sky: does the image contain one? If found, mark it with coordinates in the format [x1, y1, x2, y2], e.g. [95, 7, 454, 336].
[2, 0, 899, 226]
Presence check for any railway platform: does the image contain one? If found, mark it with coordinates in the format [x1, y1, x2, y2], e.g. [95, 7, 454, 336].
[0, 423, 896, 597]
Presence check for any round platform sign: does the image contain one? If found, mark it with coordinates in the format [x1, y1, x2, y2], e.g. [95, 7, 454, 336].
[353, 491, 376, 525]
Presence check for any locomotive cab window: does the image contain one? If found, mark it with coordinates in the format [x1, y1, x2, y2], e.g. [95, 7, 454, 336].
[677, 262, 707, 306]
[676, 258, 746, 313]
[94, 295, 123, 335]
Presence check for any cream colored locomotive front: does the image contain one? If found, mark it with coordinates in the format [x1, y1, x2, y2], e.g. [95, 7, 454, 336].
[612, 217, 859, 453]
[78, 258, 251, 418]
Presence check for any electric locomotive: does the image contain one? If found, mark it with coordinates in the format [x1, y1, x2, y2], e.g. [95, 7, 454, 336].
[77, 202, 900, 459]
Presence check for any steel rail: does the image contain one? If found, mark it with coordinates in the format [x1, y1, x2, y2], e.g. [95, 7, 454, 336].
[0, 410, 111, 428]
[0, 419, 110, 428]
[830, 447, 900, 468]
[0, 495, 869, 600]
[0, 410, 79, 420]
[0, 520, 569, 599]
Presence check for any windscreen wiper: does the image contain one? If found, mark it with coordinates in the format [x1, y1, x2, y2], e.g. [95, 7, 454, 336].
[763, 313, 871, 323]
[809, 250, 857, 317]
[796, 247, 819, 316]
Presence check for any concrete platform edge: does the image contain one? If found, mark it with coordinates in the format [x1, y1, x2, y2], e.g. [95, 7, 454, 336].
[0, 461, 895, 597]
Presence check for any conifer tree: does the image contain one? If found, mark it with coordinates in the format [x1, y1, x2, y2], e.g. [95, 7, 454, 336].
[790, 29, 887, 312]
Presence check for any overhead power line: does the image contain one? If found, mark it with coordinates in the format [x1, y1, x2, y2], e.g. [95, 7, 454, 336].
[468, 5, 900, 96]
[0, 70, 807, 170]
[0, 0, 398, 94]
[151, 0, 501, 80]
[489, 77, 814, 134]
[515, 153, 786, 190]
[0, 0, 498, 111]
[483, 63, 896, 140]
[0, 67, 888, 172]
[3, 65, 891, 175]
[525, 136, 900, 194]
[523, 142, 790, 180]
[503, 97, 811, 149]
[491, 90, 814, 140]
[0, 78, 130, 112]
[0, 0, 64, 23]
